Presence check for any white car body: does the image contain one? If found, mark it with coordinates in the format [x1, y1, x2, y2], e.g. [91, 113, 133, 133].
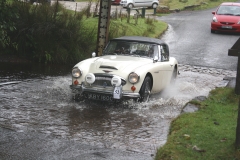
[120, 0, 159, 8]
[70, 36, 178, 102]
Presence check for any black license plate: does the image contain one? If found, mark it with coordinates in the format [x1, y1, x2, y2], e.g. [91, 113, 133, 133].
[86, 93, 114, 101]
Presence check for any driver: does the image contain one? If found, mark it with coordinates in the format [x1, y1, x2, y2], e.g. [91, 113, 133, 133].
[115, 43, 130, 54]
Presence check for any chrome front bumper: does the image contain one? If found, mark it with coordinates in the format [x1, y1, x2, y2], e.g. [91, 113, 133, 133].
[70, 84, 140, 99]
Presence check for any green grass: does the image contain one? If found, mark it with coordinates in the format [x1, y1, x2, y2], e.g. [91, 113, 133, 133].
[68, 0, 239, 11]
[74, 0, 89, 2]
[155, 87, 240, 160]
[160, 0, 239, 11]
[76, 15, 168, 39]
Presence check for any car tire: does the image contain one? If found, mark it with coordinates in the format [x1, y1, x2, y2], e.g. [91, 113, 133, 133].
[152, 3, 158, 9]
[138, 76, 152, 102]
[211, 29, 215, 33]
[127, 3, 134, 8]
[171, 67, 177, 84]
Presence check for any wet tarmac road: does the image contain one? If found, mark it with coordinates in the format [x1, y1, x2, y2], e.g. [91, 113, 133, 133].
[0, 62, 236, 159]
[157, 8, 239, 71]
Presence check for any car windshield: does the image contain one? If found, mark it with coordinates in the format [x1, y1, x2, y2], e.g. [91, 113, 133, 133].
[217, 5, 240, 16]
[102, 40, 159, 59]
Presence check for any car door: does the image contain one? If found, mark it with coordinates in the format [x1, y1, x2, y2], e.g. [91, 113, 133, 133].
[160, 44, 173, 86]
[151, 44, 172, 93]
[139, 0, 153, 7]
[134, 0, 145, 7]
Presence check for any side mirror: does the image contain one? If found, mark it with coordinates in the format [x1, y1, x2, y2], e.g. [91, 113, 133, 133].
[153, 56, 158, 63]
[92, 52, 96, 58]
[212, 11, 216, 15]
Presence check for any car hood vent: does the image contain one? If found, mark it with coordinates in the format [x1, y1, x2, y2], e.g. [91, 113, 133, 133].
[99, 65, 118, 70]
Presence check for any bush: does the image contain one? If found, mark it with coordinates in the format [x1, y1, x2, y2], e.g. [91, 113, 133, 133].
[0, 0, 18, 49]
[7, 0, 97, 64]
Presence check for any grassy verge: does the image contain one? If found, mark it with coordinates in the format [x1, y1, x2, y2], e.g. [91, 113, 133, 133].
[155, 87, 240, 159]
[72, 0, 238, 10]
[66, 8, 167, 39]
[160, 0, 239, 11]
[81, 16, 167, 39]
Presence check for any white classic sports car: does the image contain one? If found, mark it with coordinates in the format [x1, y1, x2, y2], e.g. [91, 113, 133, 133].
[70, 36, 178, 102]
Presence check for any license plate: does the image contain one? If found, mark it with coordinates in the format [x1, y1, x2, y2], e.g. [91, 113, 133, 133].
[87, 93, 113, 101]
[113, 86, 122, 99]
[222, 25, 232, 29]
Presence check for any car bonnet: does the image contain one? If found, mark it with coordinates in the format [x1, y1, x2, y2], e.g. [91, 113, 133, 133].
[216, 14, 240, 22]
[90, 55, 152, 73]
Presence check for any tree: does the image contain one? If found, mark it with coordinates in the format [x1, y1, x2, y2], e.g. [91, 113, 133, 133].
[0, 0, 18, 49]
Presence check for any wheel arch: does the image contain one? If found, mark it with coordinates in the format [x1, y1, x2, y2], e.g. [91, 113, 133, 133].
[152, 2, 158, 8]
[144, 72, 153, 91]
[174, 64, 178, 73]
[171, 64, 178, 83]
[138, 73, 153, 102]
[127, 3, 134, 8]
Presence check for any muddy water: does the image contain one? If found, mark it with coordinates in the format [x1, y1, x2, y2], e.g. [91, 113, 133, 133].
[0, 62, 235, 156]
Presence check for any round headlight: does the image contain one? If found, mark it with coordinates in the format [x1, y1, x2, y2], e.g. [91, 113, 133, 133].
[72, 67, 82, 78]
[212, 16, 217, 22]
[128, 72, 139, 84]
[111, 76, 121, 87]
[85, 73, 95, 84]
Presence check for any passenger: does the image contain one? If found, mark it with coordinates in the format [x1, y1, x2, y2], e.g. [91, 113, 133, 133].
[148, 46, 154, 58]
[148, 45, 158, 58]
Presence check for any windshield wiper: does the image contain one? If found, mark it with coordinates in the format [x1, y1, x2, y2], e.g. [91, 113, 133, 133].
[217, 13, 234, 15]
[131, 54, 140, 57]
[223, 13, 234, 15]
[104, 52, 118, 55]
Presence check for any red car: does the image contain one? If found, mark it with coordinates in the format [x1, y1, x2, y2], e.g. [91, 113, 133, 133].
[111, 0, 121, 5]
[211, 2, 240, 33]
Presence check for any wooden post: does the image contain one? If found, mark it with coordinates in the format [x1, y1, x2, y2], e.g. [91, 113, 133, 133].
[236, 97, 240, 149]
[127, 8, 130, 23]
[96, 0, 111, 56]
[228, 37, 240, 149]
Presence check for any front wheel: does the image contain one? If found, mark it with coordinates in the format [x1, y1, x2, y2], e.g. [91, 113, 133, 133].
[152, 3, 158, 8]
[127, 3, 134, 8]
[138, 76, 152, 102]
[171, 68, 178, 84]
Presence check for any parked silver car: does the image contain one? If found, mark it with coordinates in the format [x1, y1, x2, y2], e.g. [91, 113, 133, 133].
[120, 0, 159, 8]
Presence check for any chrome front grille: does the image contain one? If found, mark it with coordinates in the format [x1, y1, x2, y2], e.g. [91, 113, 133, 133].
[94, 78, 112, 87]
[88, 74, 126, 87]
[220, 22, 234, 25]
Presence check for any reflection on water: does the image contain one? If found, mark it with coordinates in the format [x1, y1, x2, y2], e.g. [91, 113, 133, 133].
[0, 62, 232, 155]
[0, 62, 72, 83]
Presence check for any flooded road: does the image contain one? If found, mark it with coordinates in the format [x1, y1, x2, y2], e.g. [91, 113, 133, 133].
[0, 62, 236, 159]
[1, 2, 239, 159]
